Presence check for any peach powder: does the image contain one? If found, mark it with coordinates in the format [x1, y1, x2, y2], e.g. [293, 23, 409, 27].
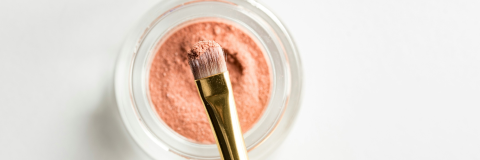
[149, 21, 271, 144]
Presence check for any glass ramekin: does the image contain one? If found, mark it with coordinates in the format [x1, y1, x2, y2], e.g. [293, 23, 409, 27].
[115, 0, 303, 159]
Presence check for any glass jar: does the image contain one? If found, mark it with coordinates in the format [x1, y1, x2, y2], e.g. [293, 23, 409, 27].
[115, 0, 303, 159]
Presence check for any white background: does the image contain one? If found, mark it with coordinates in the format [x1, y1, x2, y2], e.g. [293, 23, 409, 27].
[1, 0, 479, 159]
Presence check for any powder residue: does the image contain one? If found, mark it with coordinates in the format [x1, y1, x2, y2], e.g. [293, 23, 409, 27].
[189, 40, 221, 58]
[149, 21, 271, 144]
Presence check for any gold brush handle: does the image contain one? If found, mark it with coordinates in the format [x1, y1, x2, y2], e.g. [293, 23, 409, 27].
[196, 72, 249, 160]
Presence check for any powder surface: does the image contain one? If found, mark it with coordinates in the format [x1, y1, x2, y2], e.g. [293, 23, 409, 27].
[149, 21, 271, 144]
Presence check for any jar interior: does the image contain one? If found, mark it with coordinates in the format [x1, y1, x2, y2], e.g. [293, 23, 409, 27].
[147, 18, 273, 144]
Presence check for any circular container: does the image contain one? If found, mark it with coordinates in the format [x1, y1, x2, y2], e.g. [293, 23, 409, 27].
[115, 0, 303, 159]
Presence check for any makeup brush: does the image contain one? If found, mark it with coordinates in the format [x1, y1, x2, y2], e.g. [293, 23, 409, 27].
[188, 40, 249, 160]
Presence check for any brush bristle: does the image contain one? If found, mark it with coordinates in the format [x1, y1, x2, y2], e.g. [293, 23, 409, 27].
[188, 40, 227, 80]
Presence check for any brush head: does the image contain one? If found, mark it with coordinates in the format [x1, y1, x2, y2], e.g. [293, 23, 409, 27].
[188, 40, 227, 80]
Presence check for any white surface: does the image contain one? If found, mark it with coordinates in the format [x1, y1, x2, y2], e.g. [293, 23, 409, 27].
[1, 0, 479, 159]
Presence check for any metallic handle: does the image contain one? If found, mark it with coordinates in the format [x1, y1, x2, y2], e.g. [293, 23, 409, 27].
[196, 72, 249, 160]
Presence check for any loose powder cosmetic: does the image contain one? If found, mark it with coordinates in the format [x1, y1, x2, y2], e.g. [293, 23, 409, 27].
[149, 21, 271, 144]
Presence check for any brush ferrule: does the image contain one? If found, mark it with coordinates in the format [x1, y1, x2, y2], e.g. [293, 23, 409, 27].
[195, 71, 248, 160]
